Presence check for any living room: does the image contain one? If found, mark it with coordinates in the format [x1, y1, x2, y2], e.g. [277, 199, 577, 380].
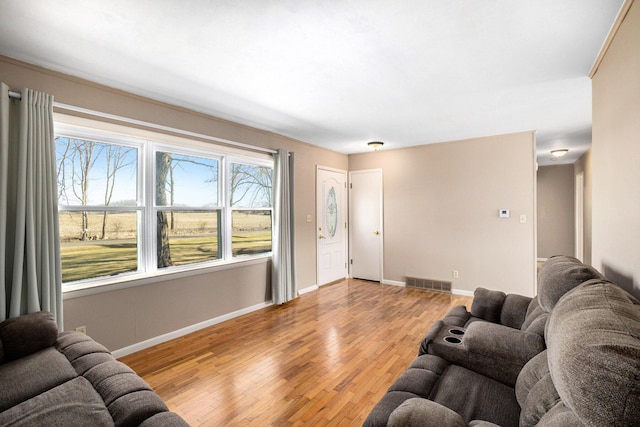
[1, 0, 639, 425]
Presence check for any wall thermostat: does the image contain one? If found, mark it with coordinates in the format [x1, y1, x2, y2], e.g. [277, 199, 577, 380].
[499, 209, 510, 218]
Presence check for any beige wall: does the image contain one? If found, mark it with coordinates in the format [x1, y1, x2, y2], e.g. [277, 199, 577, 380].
[574, 149, 593, 265]
[591, 0, 640, 298]
[537, 165, 575, 259]
[0, 56, 348, 351]
[349, 132, 537, 296]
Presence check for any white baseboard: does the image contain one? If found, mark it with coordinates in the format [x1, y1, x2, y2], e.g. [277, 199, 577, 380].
[382, 279, 406, 287]
[452, 288, 474, 297]
[112, 300, 272, 359]
[298, 284, 319, 295]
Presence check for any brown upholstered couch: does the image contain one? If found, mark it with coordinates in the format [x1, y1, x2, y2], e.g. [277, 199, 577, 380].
[0, 311, 189, 426]
[364, 256, 640, 426]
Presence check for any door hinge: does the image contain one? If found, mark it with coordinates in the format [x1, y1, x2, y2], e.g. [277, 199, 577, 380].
[350, 259, 353, 264]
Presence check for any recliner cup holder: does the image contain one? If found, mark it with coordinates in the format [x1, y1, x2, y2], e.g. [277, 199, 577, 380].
[444, 336, 462, 344]
[448, 328, 465, 336]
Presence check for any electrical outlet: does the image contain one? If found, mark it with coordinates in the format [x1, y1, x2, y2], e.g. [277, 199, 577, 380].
[453, 270, 459, 279]
[75, 325, 87, 335]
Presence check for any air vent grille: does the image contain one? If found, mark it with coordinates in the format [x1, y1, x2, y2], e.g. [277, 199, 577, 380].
[405, 277, 452, 293]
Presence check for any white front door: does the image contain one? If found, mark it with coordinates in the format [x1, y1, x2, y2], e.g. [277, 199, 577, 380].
[316, 167, 347, 286]
[349, 169, 383, 281]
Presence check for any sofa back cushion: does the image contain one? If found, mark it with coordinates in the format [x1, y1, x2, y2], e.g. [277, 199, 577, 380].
[470, 287, 506, 323]
[536, 255, 604, 313]
[546, 280, 640, 425]
[0, 312, 58, 363]
[499, 293, 532, 329]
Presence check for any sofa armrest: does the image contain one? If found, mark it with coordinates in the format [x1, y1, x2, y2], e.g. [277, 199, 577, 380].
[425, 321, 545, 386]
[387, 397, 466, 427]
[464, 322, 544, 368]
[0, 311, 58, 363]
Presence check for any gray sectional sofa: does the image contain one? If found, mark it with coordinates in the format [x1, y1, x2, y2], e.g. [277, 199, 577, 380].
[364, 256, 640, 426]
[0, 311, 189, 426]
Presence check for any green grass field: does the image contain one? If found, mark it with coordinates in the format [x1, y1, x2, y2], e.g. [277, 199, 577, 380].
[59, 211, 271, 283]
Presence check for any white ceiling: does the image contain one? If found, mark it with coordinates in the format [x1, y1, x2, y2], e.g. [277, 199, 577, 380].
[0, 0, 624, 165]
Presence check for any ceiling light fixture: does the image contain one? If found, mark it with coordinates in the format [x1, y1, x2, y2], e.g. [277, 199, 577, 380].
[550, 149, 569, 158]
[368, 141, 384, 151]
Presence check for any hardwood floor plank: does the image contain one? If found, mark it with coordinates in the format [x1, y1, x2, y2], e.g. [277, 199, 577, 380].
[119, 279, 471, 426]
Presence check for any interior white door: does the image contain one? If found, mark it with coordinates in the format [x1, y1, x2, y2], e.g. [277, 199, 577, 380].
[316, 167, 347, 285]
[349, 169, 383, 281]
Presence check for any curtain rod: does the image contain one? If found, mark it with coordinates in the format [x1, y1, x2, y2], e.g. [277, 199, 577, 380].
[4, 89, 277, 154]
[54, 102, 278, 155]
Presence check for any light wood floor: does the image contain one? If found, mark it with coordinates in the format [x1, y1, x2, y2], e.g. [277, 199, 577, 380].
[119, 279, 472, 426]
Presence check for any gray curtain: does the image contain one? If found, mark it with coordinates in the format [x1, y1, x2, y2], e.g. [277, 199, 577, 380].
[271, 149, 296, 304]
[0, 83, 63, 328]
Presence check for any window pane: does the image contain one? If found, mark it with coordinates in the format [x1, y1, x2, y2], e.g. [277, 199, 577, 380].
[232, 210, 272, 256]
[230, 163, 273, 208]
[55, 136, 137, 206]
[59, 211, 138, 282]
[156, 152, 219, 207]
[157, 210, 221, 268]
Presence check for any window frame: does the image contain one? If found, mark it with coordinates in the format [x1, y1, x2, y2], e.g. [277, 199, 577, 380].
[54, 120, 274, 293]
[226, 156, 275, 259]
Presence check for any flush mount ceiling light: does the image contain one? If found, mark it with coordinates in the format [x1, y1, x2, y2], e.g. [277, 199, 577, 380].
[551, 149, 569, 158]
[368, 141, 384, 151]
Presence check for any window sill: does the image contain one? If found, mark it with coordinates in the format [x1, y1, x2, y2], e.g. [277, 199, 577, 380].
[62, 254, 272, 300]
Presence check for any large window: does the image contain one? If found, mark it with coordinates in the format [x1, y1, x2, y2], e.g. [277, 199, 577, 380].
[229, 162, 273, 256]
[155, 150, 221, 268]
[55, 127, 273, 287]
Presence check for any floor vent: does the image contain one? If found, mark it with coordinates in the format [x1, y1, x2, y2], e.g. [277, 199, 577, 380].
[405, 277, 452, 293]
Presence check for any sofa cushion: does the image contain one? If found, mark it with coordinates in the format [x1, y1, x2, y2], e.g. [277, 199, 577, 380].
[430, 364, 520, 427]
[109, 389, 171, 427]
[514, 350, 549, 407]
[500, 294, 532, 329]
[387, 397, 466, 427]
[470, 287, 506, 323]
[0, 311, 58, 362]
[363, 391, 422, 427]
[0, 376, 113, 426]
[364, 353, 520, 427]
[536, 255, 603, 312]
[0, 346, 77, 412]
[518, 373, 560, 427]
[56, 331, 111, 364]
[547, 280, 640, 425]
[138, 412, 191, 427]
[535, 401, 583, 426]
[87, 362, 153, 406]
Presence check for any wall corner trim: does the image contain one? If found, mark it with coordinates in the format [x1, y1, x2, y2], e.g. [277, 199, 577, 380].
[589, 0, 635, 78]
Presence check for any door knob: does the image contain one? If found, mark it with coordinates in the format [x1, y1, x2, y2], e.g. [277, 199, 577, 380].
[374, 231, 380, 235]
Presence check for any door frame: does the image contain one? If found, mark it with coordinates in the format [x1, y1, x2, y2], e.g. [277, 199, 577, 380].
[316, 165, 348, 286]
[348, 169, 384, 282]
[575, 171, 584, 261]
